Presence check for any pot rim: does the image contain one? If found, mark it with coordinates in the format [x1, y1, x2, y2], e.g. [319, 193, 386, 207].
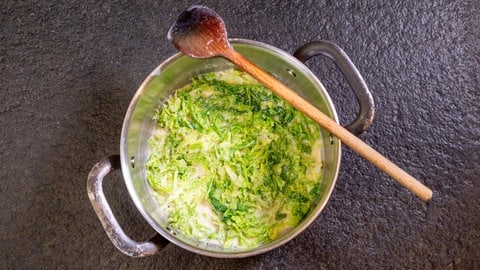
[119, 38, 342, 258]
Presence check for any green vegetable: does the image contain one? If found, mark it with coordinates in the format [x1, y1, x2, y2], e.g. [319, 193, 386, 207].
[146, 69, 323, 249]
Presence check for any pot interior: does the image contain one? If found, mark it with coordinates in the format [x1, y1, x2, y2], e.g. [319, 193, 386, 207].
[120, 39, 341, 257]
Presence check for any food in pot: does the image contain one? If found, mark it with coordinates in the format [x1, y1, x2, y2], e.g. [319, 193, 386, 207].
[146, 69, 323, 249]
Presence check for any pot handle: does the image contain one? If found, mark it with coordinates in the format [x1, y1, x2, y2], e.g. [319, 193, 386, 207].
[87, 155, 169, 257]
[293, 40, 375, 135]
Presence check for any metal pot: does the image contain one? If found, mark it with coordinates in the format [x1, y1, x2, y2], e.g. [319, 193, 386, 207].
[87, 39, 374, 258]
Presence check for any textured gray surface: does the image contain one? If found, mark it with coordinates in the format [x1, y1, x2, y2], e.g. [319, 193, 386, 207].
[1, 0, 479, 269]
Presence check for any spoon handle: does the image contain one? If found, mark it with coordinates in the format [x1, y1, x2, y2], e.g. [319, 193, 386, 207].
[223, 49, 433, 202]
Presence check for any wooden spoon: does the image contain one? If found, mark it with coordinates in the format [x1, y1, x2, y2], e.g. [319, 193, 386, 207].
[168, 6, 433, 202]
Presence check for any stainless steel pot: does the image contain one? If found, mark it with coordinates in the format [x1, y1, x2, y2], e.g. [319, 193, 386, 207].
[87, 39, 374, 258]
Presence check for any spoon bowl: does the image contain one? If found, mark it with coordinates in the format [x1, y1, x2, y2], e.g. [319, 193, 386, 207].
[168, 6, 231, 58]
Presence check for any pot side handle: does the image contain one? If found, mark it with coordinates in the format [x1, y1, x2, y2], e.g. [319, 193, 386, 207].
[87, 155, 169, 257]
[293, 40, 375, 136]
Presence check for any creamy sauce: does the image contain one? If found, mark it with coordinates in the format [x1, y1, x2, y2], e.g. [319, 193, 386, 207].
[146, 69, 324, 249]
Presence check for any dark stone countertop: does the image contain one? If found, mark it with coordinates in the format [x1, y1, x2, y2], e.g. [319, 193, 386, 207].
[1, 1, 479, 269]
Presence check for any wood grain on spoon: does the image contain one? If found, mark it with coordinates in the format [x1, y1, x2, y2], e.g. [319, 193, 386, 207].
[168, 6, 433, 202]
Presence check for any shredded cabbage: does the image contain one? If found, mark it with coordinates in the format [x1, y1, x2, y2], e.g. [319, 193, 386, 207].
[146, 69, 323, 249]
